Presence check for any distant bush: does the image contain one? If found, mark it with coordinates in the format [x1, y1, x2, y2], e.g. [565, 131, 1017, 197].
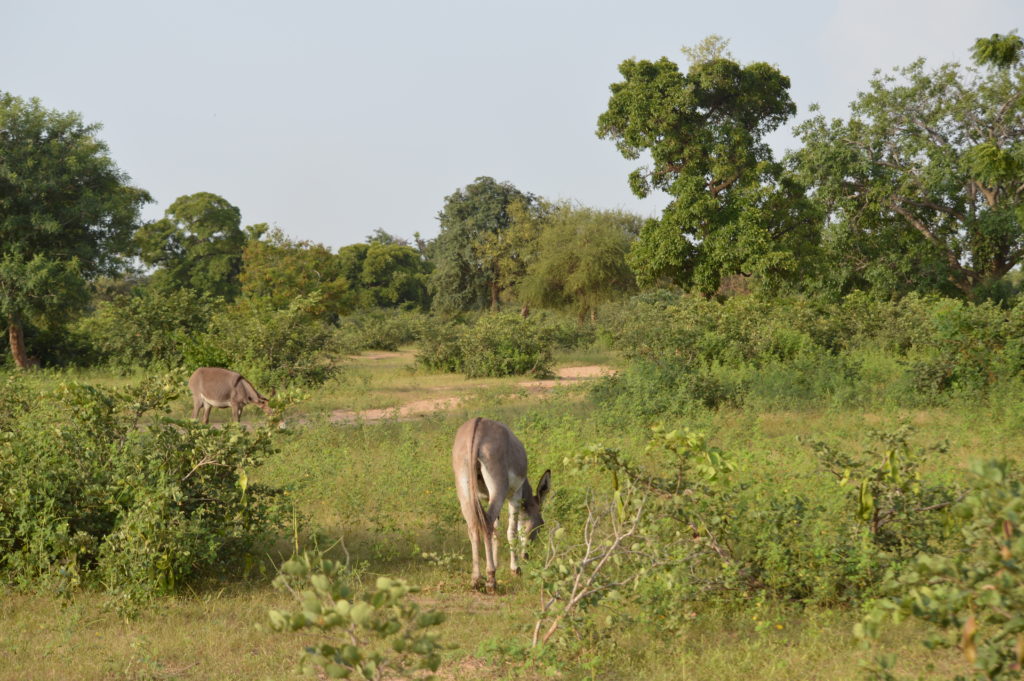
[184, 293, 337, 388]
[0, 373, 288, 612]
[335, 309, 425, 353]
[413, 312, 557, 377]
[76, 287, 221, 370]
[413, 316, 466, 373]
[531, 311, 597, 351]
[458, 312, 554, 378]
[595, 291, 1024, 417]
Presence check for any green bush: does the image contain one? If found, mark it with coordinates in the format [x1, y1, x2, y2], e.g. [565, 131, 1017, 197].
[0, 373, 288, 610]
[184, 293, 337, 387]
[335, 309, 425, 353]
[458, 312, 554, 378]
[858, 459, 1024, 681]
[269, 552, 445, 680]
[560, 425, 959, 624]
[413, 316, 466, 373]
[595, 291, 1024, 417]
[76, 287, 221, 370]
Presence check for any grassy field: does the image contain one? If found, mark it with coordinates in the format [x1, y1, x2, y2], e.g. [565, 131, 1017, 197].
[2, 348, 1010, 680]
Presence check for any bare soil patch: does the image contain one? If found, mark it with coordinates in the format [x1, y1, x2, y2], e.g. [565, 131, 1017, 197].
[330, 365, 614, 424]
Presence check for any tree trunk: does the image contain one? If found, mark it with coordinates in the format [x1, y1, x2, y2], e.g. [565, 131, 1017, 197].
[7, 317, 30, 369]
[490, 282, 499, 311]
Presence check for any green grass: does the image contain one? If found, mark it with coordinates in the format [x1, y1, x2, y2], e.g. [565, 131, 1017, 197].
[0, 349, 1008, 680]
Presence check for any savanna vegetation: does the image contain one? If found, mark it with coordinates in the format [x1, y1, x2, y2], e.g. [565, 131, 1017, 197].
[1, 30, 1023, 681]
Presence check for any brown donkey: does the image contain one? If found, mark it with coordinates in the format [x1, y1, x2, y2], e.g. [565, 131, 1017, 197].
[188, 367, 275, 424]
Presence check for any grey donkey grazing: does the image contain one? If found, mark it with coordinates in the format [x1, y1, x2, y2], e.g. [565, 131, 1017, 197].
[188, 367, 275, 424]
[452, 417, 551, 592]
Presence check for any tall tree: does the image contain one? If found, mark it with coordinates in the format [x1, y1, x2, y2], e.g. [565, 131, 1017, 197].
[336, 240, 431, 310]
[135, 192, 259, 300]
[596, 37, 819, 294]
[792, 31, 1024, 299]
[518, 204, 640, 320]
[0, 93, 150, 368]
[240, 228, 351, 317]
[428, 176, 535, 312]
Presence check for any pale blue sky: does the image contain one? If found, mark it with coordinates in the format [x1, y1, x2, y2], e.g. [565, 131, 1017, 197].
[4, 0, 1019, 248]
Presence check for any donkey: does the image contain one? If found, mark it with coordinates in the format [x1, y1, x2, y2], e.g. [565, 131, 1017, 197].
[188, 367, 275, 424]
[452, 417, 551, 592]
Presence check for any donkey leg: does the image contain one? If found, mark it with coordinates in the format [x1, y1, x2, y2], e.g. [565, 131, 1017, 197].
[467, 525, 482, 588]
[201, 404, 212, 424]
[507, 500, 522, 575]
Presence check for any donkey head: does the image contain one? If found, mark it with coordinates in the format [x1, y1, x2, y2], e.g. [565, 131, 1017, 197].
[520, 469, 552, 542]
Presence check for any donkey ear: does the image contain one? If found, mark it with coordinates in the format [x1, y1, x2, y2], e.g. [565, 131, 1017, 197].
[536, 469, 552, 505]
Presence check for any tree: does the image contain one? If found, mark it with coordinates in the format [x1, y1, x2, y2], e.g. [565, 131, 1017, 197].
[518, 204, 640, 320]
[0, 93, 150, 368]
[596, 37, 819, 294]
[792, 31, 1024, 299]
[135, 192, 260, 300]
[240, 228, 351, 318]
[336, 240, 431, 310]
[473, 198, 553, 313]
[428, 176, 536, 312]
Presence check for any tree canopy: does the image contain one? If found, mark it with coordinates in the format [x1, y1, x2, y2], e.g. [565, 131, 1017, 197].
[0, 93, 150, 367]
[428, 176, 536, 313]
[518, 204, 640, 320]
[597, 38, 819, 294]
[135, 192, 260, 300]
[793, 32, 1024, 299]
[240, 228, 351, 317]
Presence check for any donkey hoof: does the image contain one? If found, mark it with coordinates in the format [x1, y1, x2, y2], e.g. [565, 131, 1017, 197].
[514, 566, 522, 576]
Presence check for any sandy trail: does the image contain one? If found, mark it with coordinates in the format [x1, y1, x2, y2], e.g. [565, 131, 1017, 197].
[330, 365, 614, 424]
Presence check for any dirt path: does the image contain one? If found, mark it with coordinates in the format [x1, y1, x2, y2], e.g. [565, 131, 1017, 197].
[330, 365, 614, 424]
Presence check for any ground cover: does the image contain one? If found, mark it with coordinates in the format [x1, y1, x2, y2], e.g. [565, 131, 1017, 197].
[1, 348, 1013, 680]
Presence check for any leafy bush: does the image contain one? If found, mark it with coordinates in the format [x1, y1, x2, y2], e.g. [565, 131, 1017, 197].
[0, 373, 289, 611]
[414, 312, 556, 377]
[76, 287, 221, 370]
[556, 425, 959, 629]
[269, 552, 445, 680]
[413, 316, 466, 373]
[458, 312, 554, 378]
[335, 309, 425, 353]
[184, 293, 337, 387]
[858, 460, 1024, 681]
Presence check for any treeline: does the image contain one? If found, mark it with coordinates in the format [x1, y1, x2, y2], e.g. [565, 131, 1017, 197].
[1, 31, 1021, 372]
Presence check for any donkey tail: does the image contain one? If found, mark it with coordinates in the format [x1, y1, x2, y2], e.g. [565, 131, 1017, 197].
[465, 417, 490, 538]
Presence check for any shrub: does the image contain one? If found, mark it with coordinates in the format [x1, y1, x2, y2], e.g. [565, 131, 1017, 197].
[184, 293, 337, 387]
[413, 316, 466, 373]
[76, 287, 221, 370]
[858, 460, 1024, 681]
[269, 552, 445, 680]
[335, 309, 424, 353]
[458, 312, 554, 378]
[0, 373, 289, 611]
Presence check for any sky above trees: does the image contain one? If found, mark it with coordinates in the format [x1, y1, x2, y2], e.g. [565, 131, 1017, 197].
[4, 0, 1017, 249]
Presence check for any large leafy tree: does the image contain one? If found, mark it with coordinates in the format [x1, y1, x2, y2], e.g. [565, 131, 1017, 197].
[518, 205, 640, 320]
[596, 37, 819, 294]
[0, 93, 150, 368]
[135, 192, 260, 300]
[428, 176, 535, 312]
[793, 31, 1024, 299]
[240, 228, 351, 318]
[336, 239, 431, 311]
